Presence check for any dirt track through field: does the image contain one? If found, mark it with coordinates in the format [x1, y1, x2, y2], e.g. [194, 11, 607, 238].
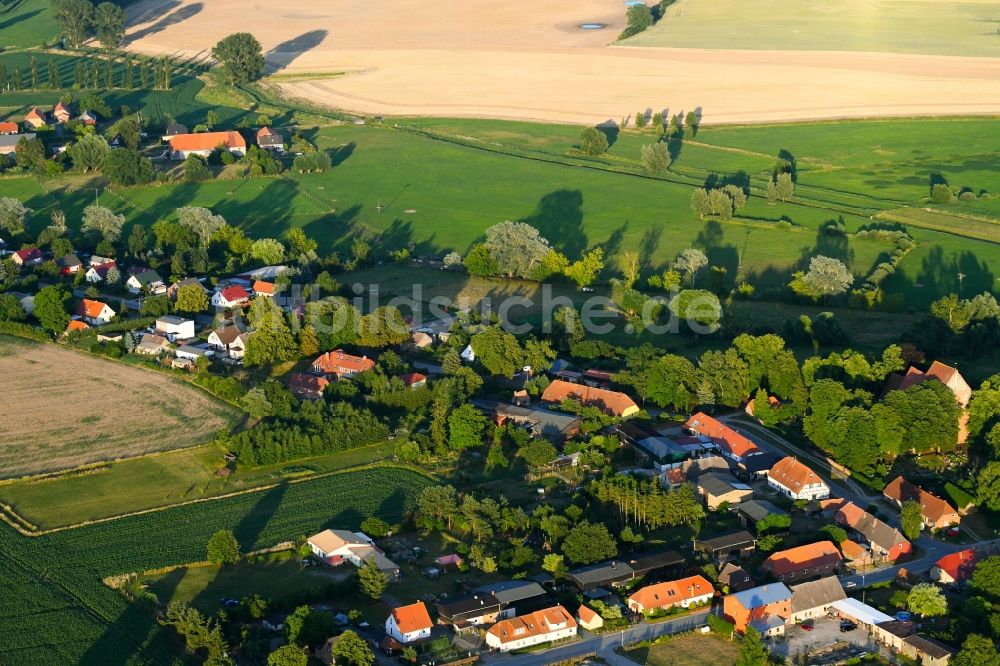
[0, 338, 233, 478]
[122, 0, 1000, 124]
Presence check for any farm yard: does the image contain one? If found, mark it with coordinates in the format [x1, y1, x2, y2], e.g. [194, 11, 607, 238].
[0, 336, 237, 479]
[0, 466, 431, 665]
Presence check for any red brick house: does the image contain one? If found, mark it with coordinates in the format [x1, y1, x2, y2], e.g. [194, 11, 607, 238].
[884, 476, 960, 530]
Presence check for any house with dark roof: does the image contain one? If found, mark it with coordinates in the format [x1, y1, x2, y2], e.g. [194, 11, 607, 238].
[901, 635, 954, 666]
[162, 123, 188, 139]
[476, 400, 581, 441]
[696, 472, 753, 510]
[126, 268, 165, 294]
[718, 563, 754, 593]
[256, 126, 284, 152]
[0, 133, 34, 155]
[566, 560, 635, 592]
[722, 583, 792, 635]
[473, 581, 547, 608]
[737, 499, 788, 534]
[789, 576, 846, 622]
[435, 594, 503, 627]
[884, 477, 960, 530]
[695, 530, 756, 563]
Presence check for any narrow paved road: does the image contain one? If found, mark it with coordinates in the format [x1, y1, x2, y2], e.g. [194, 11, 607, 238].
[485, 610, 710, 666]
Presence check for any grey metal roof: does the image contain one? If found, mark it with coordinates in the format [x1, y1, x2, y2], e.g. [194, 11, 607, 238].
[903, 635, 954, 659]
[730, 583, 792, 610]
[697, 472, 744, 497]
[472, 580, 546, 605]
[567, 560, 634, 588]
[790, 576, 846, 613]
[738, 499, 788, 523]
[696, 530, 756, 552]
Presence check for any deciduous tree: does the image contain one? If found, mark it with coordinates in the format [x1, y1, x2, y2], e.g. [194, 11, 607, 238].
[212, 33, 265, 84]
[206, 529, 241, 564]
[94, 1, 125, 47]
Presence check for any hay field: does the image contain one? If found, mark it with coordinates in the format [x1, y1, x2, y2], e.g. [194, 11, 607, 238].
[122, 0, 1000, 124]
[0, 337, 235, 479]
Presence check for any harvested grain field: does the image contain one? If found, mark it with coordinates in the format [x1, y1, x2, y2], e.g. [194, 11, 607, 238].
[0, 336, 237, 479]
[122, 0, 1000, 124]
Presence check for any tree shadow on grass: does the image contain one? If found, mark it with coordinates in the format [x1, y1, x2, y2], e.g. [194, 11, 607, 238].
[520, 189, 587, 259]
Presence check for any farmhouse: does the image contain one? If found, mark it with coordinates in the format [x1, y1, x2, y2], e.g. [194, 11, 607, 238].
[695, 530, 757, 563]
[719, 563, 754, 593]
[211, 285, 250, 308]
[884, 361, 971, 442]
[58, 253, 83, 275]
[884, 476, 960, 530]
[312, 349, 375, 379]
[126, 269, 165, 294]
[485, 605, 576, 652]
[53, 101, 71, 123]
[626, 575, 714, 614]
[289, 373, 329, 399]
[306, 529, 400, 580]
[831, 501, 911, 562]
[86, 260, 117, 282]
[0, 133, 34, 155]
[385, 601, 432, 644]
[0, 122, 18, 134]
[576, 605, 603, 631]
[541, 379, 639, 418]
[252, 280, 276, 296]
[767, 456, 830, 500]
[12, 248, 42, 266]
[476, 400, 581, 441]
[722, 583, 791, 635]
[696, 472, 754, 510]
[135, 333, 170, 356]
[168, 130, 247, 159]
[789, 576, 846, 623]
[75, 299, 116, 326]
[684, 412, 761, 463]
[930, 549, 976, 584]
[256, 126, 284, 152]
[24, 106, 47, 128]
[762, 541, 842, 583]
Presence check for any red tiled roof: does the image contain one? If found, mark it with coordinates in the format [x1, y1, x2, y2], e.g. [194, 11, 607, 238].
[0, 122, 18, 134]
[768, 457, 826, 493]
[390, 601, 433, 634]
[257, 126, 276, 137]
[884, 477, 959, 526]
[839, 540, 869, 561]
[289, 373, 329, 394]
[169, 130, 246, 152]
[577, 605, 599, 623]
[89, 261, 116, 278]
[487, 605, 576, 645]
[65, 319, 90, 332]
[13, 248, 41, 262]
[218, 285, 249, 303]
[25, 107, 45, 123]
[763, 541, 842, 577]
[313, 350, 375, 376]
[628, 575, 714, 611]
[400, 372, 427, 386]
[541, 379, 638, 417]
[76, 298, 110, 319]
[252, 280, 275, 295]
[934, 549, 976, 582]
[685, 412, 759, 458]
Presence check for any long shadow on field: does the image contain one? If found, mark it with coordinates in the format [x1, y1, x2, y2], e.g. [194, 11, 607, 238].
[126, 2, 202, 45]
[521, 189, 587, 259]
[303, 204, 363, 254]
[916, 246, 994, 302]
[377, 488, 409, 525]
[77, 593, 175, 665]
[639, 226, 663, 273]
[265, 30, 329, 71]
[234, 482, 289, 552]
[799, 218, 853, 269]
[126, 0, 181, 27]
[0, 8, 41, 33]
[695, 220, 739, 285]
[330, 142, 356, 168]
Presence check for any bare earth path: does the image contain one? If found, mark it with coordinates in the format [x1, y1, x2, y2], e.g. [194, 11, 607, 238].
[122, 0, 1000, 124]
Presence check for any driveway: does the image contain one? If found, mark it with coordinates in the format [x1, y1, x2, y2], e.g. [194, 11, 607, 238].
[485, 610, 710, 666]
[774, 618, 883, 664]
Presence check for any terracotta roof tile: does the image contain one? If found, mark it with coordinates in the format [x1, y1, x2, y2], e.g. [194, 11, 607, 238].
[541, 379, 638, 417]
[763, 541, 842, 577]
[487, 605, 576, 646]
[684, 412, 759, 458]
[390, 601, 432, 634]
[628, 575, 714, 611]
[768, 457, 826, 492]
[169, 130, 246, 152]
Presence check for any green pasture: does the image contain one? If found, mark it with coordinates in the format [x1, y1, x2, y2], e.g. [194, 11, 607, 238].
[623, 0, 1000, 57]
[0, 0, 58, 48]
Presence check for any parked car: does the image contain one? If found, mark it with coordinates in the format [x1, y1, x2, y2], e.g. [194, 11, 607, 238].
[840, 621, 857, 632]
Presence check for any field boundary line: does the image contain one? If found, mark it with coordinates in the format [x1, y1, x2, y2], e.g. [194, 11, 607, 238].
[0, 463, 435, 537]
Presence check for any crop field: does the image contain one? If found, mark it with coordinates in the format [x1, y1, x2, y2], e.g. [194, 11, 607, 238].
[0, 466, 432, 664]
[0, 440, 397, 530]
[0, 336, 237, 479]
[626, 0, 1000, 57]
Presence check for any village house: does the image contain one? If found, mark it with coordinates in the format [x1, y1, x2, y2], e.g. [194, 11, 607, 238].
[58, 253, 83, 275]
[410, 331, 434, 349]
[78, 110, 98, 126]
[766, 456, 830, 500]
[435, 593, 504, 628]
[208, 325, 249, 359]
[126, 269, 166, 294]
[737, 499, 789, 534]
[76, 299, 116, 326]
[485, 605, 577, 652]
[135, 333, 170, 356]
[167, 277, 208, 300]
[168, 130, 247, 159]
[722, 583, 792, 635]
[626, 575, 714, 614]
[830, 500, 912, 562]
[476, 400, 582, 442]
[53, 101, 71, 123]
[399, 372, 427, 388]
[162, 123, 188, 140]
[64, 319, 90, 335]
[86, 260, 117, 283]
[252, 280, 276, 297]
[696, 473, 754, 510]
[718, 563, 755, 593]
[0, 133, 29, 155]
[541, 379, 639, 418]
[788, 576, 846, 623]
[761, 541, 842, 583]
[900, 635, 955, 666]
[312, 349, 375, 379]
[256, 126, 284, 152]
[24, 106, 47, 128]
[930, 548, 976, 584]
[694, 530, 757, 564]
[289, 373, 329, 400]
[306, 529, 400, 580]
[884, 476, 960, 530]
[155, 315, 196, 342]
[684, 412, 761, 463]
[0, 121, 18, 135]
[12, 248, 42, 267]
[839, 539, 875, 568]
[385, 601, 432, 644]
[211, 285, 251, 309]
[576, 605, 603, 631]
[884, 361, 972, 443]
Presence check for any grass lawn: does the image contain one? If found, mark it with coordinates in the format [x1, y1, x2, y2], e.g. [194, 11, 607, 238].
[623, 0, 1000, 57]
[144, 549, 347, 612]
[624, 632, 739, 666]
[0, 440, 399, 530]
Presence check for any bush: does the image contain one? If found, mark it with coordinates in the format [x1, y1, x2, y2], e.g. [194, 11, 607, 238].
[579, 127, 609, 156]
[707, 614, 733, 635]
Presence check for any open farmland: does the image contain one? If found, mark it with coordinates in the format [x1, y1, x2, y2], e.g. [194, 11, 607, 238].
[0, 336, 237, 479]
[627, 0, 1000, 56]
[117, 0, 1000, 125]
[0, 466, 431, 664]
